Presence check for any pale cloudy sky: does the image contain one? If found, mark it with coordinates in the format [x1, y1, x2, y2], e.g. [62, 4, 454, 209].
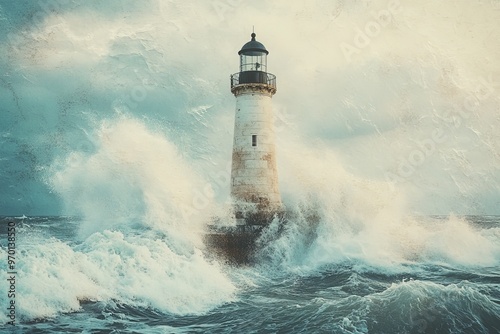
[1, 0, 499, 215]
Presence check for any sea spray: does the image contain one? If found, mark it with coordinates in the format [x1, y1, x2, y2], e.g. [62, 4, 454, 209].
[49, 116, 216, 243]
[0, 116, 237, 322]
[259, 133, 500, 272]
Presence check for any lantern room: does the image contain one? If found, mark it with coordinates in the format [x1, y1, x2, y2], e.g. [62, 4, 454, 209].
[239, 32, 268, 73]
[233, 32, 275, 86]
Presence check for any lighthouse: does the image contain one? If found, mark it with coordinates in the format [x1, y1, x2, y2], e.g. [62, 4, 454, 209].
[204, 32, 283, 264]
[230, 32, 282, 224]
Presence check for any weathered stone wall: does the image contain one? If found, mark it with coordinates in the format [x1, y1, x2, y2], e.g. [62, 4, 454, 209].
[230, 86, 282, 213]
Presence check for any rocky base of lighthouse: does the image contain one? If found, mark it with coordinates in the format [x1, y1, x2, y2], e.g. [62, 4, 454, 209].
[204, 210, 284, 265]
[204, 207, 322, 265]
[204, 226, 262, 264]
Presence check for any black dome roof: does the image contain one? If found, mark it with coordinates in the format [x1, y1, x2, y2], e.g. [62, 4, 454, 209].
[238, 33, 269, 55]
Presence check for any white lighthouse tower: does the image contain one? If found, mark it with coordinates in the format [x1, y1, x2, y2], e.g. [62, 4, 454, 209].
[230, 32, 282, 223]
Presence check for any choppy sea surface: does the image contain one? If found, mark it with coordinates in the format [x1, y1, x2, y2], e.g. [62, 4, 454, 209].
[0, 214, 499, 333]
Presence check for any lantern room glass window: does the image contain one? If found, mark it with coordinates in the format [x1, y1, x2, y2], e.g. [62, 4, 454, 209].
[240, 53, 267, 72]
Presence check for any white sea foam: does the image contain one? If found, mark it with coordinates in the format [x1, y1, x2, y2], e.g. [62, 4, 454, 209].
[263, 134, 500, 272]
[0, 230, 235, 322]
[0, 116, 236, 322]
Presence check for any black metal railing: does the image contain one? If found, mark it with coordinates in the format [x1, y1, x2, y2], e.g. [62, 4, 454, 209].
[230, 71, 276, 90]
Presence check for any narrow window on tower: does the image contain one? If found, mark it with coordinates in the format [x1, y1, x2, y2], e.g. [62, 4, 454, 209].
[252, 135, 257, 147]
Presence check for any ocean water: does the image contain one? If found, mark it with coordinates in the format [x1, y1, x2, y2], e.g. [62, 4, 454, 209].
[1, 213, 499, 333]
